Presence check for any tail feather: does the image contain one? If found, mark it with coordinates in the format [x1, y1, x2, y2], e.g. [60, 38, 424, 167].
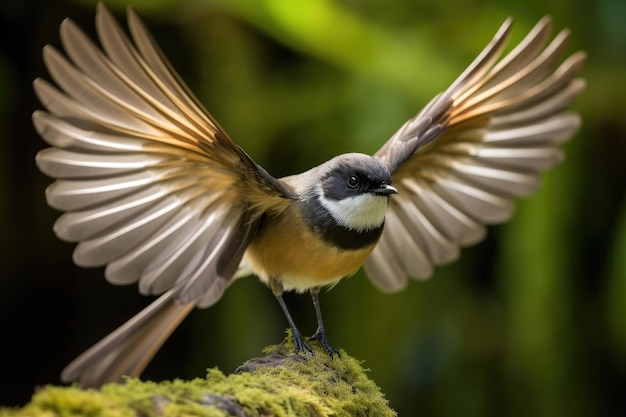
[61, 289, 194, 387]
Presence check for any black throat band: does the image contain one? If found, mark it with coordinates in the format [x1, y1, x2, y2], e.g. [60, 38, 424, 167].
[301, 197, 384, 251]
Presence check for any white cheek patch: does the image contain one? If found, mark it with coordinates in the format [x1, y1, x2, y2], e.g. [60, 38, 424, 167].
[319, 192, 388, 231]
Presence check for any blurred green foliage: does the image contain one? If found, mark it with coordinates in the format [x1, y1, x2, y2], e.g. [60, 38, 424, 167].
[1, 0, 625, 416]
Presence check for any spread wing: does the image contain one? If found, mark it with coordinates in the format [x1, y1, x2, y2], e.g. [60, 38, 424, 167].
[364, 17, 586, 292]
[34, 4, 294, 307]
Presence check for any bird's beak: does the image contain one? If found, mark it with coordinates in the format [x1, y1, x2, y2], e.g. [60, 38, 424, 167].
[372, 184, 398, 196]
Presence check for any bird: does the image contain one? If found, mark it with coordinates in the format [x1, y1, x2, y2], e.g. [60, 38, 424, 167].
[33, 3, 585, 388]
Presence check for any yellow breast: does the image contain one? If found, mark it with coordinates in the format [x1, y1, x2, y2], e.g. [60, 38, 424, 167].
[244, 205, 377, 292]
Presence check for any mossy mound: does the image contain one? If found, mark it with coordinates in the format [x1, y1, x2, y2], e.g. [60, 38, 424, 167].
[1, 334, 396, 417]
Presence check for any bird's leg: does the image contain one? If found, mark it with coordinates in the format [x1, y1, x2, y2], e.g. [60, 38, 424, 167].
[309, 287, 340, 357]
[269, 277, 313, 355]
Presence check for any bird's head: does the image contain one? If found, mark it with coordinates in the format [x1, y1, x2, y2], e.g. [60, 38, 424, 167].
[315, 153, 398, 231]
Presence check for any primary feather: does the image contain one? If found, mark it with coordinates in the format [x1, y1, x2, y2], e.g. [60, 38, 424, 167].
[34, 4, 293, 305]
[364, 17, 585, 291]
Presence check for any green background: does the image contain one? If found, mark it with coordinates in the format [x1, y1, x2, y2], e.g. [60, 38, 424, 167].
[1, 0, 625, 415]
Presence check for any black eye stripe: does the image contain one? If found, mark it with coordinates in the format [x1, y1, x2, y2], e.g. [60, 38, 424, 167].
[321, 156, 392, 200]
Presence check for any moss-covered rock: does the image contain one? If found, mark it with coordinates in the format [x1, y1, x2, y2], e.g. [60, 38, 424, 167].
[1, 333, 396, 417]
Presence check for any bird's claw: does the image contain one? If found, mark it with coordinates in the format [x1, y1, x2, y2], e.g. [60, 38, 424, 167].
[310, 328, 341, 358]
[292, 330, 315, 356]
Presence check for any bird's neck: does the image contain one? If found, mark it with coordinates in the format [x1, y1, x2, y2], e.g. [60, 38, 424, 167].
[301, 193, 387, 250]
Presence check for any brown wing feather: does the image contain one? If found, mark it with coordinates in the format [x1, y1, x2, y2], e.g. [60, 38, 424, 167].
[34, 3, 294, 305]
[365, 17, 586, 291]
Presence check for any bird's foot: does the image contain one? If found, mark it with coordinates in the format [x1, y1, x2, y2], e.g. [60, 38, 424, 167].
[310, 327, 341, 358]
[292, 329, 314, 356]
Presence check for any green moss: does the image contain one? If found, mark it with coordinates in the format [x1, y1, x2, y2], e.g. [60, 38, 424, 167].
[1, 333, 395, 417]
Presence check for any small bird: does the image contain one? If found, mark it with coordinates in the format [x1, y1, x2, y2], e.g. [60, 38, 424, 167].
[34, 4, 585, 388]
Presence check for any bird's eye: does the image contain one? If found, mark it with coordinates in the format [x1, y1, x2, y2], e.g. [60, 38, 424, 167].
[347, 175, 360, 188]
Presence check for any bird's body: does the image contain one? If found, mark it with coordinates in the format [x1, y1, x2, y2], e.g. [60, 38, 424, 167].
[245, 205, 377, 291]
[33, 4, 586, 388]
[247, 154, 392, 291]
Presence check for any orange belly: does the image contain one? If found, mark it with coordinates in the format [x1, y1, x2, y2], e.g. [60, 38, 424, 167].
[244, 206, 376, 292]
